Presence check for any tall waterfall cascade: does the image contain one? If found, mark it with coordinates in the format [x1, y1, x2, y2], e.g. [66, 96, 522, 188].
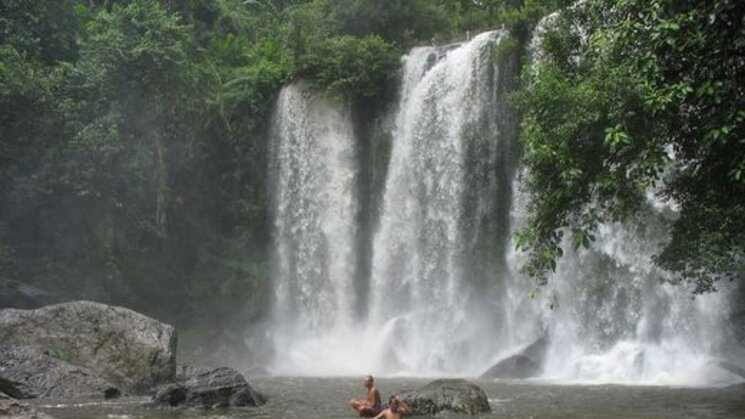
[269, 83, 360, 373]
[368, 31, 510, 375]
[266, 30, 744, 384]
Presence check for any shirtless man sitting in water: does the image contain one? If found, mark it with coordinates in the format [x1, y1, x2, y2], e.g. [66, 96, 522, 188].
[349, 375, 382, 417]
[373, 395, 410, 419]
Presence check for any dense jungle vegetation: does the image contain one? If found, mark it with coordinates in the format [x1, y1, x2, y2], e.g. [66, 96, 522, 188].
[0, 0, 741, 355]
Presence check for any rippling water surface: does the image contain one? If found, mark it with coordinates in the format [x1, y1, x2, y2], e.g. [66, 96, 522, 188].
[40, 377, 745, 419]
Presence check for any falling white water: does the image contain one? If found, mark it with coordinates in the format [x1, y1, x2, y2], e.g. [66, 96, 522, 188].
[505, 172, 741, 385]
[367, 31, 505, 376]
[268, 82, 359, 373]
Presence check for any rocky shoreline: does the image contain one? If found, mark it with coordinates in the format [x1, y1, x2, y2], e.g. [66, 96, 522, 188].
[0, 293, 265, 417]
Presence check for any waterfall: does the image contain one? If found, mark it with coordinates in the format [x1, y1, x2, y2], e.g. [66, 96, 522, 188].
[496, 11, 742, 385]
[268, 82, 359, 373]
[368, 31, 508, 375]
[265, 29, 743, 385]
[506, 173, 739, 385]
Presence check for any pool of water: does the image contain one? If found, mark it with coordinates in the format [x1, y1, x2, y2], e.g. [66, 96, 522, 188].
[38, 377, 745, 419]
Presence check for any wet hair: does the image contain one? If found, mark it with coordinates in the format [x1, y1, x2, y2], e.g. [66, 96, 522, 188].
[365, 375, 374, 383]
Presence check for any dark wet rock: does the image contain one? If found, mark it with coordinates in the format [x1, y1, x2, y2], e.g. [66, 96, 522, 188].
[153, 367, 265, 409]
[718, 360, 745, 379]
[0, 279, 63, 310]
[482, 354, 540, 379]
[103, 387, 122, 399]
[153, 383, 187, 406]
[0, 391, 54, 418]
[175, 364, 213, 382]
[399, 379, 490, 416]
[0, 346, 119, 399]
[0, 301, 176, 394]
[481, 336, 548, 379]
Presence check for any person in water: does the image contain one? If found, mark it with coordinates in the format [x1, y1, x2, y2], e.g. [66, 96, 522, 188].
[349, 375, 382, 417]
[373, 395, 410, 419]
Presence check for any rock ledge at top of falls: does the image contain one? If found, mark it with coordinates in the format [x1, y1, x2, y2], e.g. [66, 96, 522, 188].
[399, 379, 490, 416]
[0, 301, 176, 394]
[152, 366, 265, 409]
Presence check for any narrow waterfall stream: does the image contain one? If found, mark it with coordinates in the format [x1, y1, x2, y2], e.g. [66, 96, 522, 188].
[268, 82, 359, 373]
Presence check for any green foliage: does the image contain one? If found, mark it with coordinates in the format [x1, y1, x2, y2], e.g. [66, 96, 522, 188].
[516, 0, 744, 291]
[0, 0, 278, 339]
[295, 35, 399, 101]
[0, 0, 79, 63]
[325, 0, 450, 46]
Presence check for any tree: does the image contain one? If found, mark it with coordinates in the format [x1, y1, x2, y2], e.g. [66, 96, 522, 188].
[515, 0, 744, 293]
[326, 0, 449, 46]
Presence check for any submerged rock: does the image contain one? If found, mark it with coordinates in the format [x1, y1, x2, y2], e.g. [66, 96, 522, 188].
[399, 379, 490, 416]
[153, 367, 265, 409]
[0, 278, 63, 310]
[718, 360, 745, 380]
[0, 347, 119, 399]
[481, 336, 548, 379]
[0, 392, 54, 419]
[0, 301, 176, 394]
[482, 355, 540, 379]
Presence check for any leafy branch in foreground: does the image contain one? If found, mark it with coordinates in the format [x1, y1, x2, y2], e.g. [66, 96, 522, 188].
[516, 0, 744, 292]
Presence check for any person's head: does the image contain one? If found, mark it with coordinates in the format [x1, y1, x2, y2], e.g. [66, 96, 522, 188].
[389, 396, 400, 412]
[364, 375, 374, 389]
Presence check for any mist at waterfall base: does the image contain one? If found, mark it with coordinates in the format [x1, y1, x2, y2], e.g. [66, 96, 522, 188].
[266, 31, 744, 386]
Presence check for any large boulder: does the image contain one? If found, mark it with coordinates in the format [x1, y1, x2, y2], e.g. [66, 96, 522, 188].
[399, 379, 490, 416]
[153, 367, 265, 409]
[0, 301, 176, 394]
[481, 336, 548, 379]
[0, 279, 63, 310]
[0, 347, 119, 399]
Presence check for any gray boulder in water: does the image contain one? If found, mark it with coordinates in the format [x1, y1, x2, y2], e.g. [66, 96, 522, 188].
[399, 379, 490, 415]
[153, 367, 265, 409]
[0, 346, 119, 399]
[481, 336, 548, 379]
[0, 301, 176, 394]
